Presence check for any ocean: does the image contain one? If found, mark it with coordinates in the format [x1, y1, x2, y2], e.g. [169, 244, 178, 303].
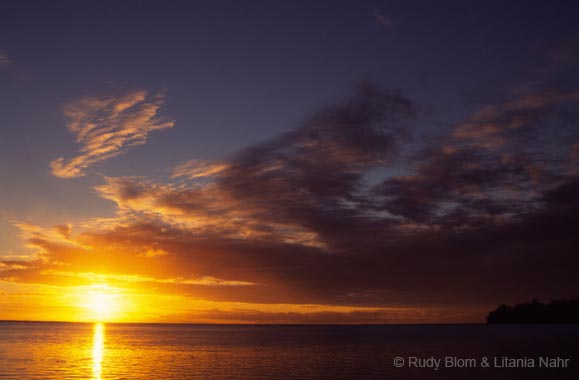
[0, 322, 577, 379]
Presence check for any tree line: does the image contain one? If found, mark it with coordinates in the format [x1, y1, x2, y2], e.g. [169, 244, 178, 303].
[487, 299, 579, 323]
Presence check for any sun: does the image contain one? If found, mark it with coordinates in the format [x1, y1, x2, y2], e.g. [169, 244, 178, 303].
[82, 285, 119, 322]
[88, 293, 114, 319]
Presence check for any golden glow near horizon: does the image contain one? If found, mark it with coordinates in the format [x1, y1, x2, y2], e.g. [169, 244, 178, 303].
[92, 323, 104, 380]
[0, 278, 433, 323]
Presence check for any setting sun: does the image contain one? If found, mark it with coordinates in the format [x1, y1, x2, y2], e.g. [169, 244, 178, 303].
[88, 293, 114, 320]
[82, 286, 120, 322]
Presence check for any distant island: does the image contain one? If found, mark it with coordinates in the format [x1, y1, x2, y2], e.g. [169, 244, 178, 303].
[487, 299, 579, 324]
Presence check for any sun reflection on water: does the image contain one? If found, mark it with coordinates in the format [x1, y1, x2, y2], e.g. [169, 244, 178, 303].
[92, 323, 105, 380]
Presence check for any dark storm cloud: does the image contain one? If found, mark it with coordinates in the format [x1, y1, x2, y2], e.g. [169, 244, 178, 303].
[375, 87, 579, 225]
[215, 83, 414, 237]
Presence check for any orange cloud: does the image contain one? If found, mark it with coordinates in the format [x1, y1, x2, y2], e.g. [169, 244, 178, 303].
[50, 90, 174, 178]
[94, 176, 324, 247]
[453, 90, 579, 150]
[172, 160, 229, 179]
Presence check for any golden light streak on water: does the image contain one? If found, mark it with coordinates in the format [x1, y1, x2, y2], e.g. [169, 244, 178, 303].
[92, 323, 105, 380]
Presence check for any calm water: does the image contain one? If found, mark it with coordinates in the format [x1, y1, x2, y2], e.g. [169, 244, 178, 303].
[0, 322, 578, 379]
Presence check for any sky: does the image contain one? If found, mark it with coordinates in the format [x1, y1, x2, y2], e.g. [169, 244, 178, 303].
[1, 0, 579, 323]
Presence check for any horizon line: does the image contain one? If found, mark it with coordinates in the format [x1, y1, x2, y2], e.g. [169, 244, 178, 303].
[0, 319, 487, 326]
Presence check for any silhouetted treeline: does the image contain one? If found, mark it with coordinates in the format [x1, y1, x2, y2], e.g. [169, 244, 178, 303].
[487, 299, 579, 324]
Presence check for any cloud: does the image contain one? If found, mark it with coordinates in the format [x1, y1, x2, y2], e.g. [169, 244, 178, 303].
[546, 40, 579, 66]
[139, 247, 169, 258]
[178, 307, 436, 324]
[96, 84, 416, 246]
[0, 53, 10, 67]
[172, 160, 229, 179]
[375, 87, 579, 226]
[453, 91, 579, 149]
[50, 90, 174, 178]
[5, 82, 579, 322]
[373, 10, 393, 30]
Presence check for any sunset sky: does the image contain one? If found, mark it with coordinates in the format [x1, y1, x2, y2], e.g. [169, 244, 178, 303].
[1, 0, 579, 323]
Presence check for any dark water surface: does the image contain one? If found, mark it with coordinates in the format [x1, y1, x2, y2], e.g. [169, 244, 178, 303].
[0, 322, 578, 379]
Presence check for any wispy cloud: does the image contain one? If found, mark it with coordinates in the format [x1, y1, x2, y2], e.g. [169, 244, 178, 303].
[50, 90, 174, 178]
[172, 160, 229, 179]
[373, 10, 393, 30]
[0, 52, 11, 67]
